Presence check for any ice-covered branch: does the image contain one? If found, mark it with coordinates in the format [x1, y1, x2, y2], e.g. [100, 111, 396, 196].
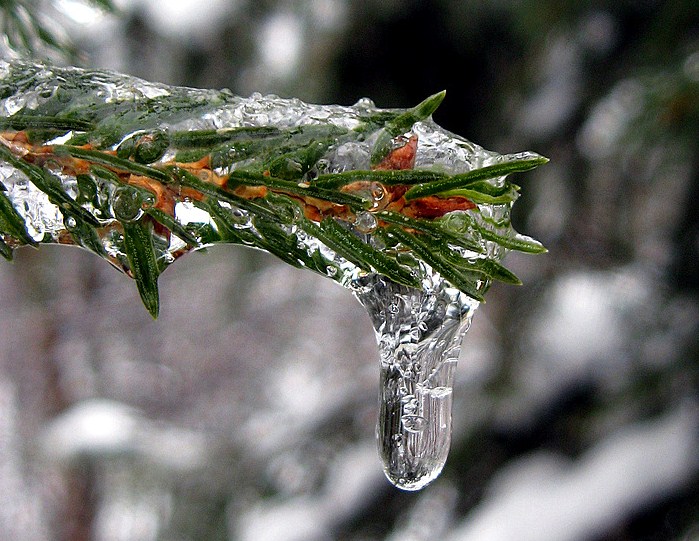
[0, 60, 545, 315]
[0, 59, 547, 489]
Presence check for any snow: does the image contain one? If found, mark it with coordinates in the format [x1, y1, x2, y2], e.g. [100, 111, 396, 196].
[446, 405, 699, 541]
[235, 443, 384, 541]
[40, 399, 210, 470]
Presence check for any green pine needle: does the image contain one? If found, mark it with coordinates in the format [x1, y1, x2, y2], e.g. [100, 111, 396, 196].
[122, 221, 160, 319]
[404, 154, 549, 200]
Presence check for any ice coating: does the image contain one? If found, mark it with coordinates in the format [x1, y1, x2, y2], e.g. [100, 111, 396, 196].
[0, 61, 546, 490]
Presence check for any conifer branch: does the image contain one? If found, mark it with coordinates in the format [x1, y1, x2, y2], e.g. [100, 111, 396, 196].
[0, 60, 547, 317]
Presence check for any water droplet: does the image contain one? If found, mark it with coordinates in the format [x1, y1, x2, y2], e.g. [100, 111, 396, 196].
[315, 159, 329, 173]
[65, 216, 77, 229]
[133, 131, 169, 164]
[396, 252, 417, 267]
[441, 212, 469, 234]
[369, 182, 386, 210]
[267, 193, 302, 224]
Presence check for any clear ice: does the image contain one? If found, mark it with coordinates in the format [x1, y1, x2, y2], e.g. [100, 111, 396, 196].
[356, 272, 478, 490]
[0, 61, 544, 490]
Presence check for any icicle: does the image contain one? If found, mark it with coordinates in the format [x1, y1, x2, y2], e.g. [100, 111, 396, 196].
[355, 272, 478, 490]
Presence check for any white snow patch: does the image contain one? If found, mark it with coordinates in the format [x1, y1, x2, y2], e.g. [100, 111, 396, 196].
[258, 11, 304, 79]
[447, 405, 699, 541]
[40, 399, 210, 470]
[235, 443, 384, 541]
[41, 399, 139, 458]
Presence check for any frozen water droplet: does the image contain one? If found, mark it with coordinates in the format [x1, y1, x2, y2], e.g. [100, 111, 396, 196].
[370, 181, 385, 205]
[65, 216, 77, 229]
[267, 192, 302, 224]
[354, 210, 377, 233]
[111, 187, 143, 222]
[370, 234, 386, 251]
[441, 212, 469, 234]
[356, 274, 477, 491]
[228, 206, 251, 226]
[354, 97, 376, 109]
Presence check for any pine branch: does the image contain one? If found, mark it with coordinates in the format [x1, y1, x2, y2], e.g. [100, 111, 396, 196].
[0, 60, 547, 317]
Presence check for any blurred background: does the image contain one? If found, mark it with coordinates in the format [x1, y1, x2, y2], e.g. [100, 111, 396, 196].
[0, 0, 697, 540]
